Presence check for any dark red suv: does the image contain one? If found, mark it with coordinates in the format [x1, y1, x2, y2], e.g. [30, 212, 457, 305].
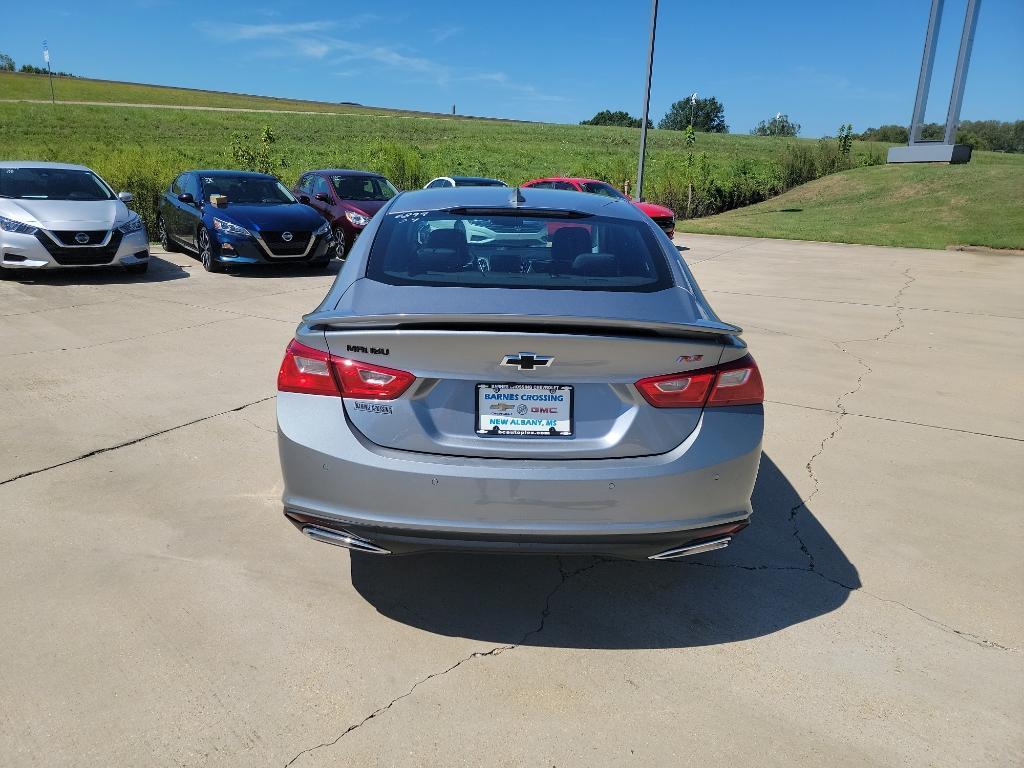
[293, 169, 399, 256]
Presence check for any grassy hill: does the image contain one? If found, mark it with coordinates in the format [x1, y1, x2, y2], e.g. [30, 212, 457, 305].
[0, 71, 417, 117]
[679, 152, 1024, 250]
[2, 71, 1019, 250]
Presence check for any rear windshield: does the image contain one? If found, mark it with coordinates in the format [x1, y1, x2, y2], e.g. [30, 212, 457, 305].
[366, 210, 671, 292]
[200, 176, 295, 205]
[0, 167, 115, 201]
[454, 179, 507, 187]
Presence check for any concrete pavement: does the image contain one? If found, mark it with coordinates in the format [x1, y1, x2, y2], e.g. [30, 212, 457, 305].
[0, 236, 1020, 766]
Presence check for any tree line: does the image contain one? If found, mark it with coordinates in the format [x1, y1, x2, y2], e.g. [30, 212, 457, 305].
[857, 121, 1023, 153]
[0, 52, 77, 78]
[582, 96, 1021, 152]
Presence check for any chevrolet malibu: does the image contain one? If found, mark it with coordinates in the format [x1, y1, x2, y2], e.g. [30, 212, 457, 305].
[0, 162, 149, 276]
[276, 186, 763, 560]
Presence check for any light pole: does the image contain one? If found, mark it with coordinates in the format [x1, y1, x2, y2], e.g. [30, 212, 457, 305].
[635, 0, 659, 202]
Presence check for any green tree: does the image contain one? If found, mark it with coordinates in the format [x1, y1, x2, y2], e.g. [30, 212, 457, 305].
[580, 110, 641, 128]
[659, 96, 728, 133]
[751, 114, 801, 137]
[837, 123, 854, 159]
[0, 53, 14, 72]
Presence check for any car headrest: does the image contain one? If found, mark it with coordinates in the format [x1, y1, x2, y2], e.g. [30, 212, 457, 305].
[425, 228, 467, 251]
[572, 253, 618, 277]
[551, 226, 592, 262]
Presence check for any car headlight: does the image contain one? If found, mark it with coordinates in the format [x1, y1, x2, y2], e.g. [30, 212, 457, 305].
[345, 211, 370, 228]
[0, 215, 39, 235]
[117, 214, 145, 235]
[212, 218, 250, 238]
[314, 220, 331, 236]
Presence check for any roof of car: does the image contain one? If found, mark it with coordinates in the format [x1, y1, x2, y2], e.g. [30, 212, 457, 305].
[0, 161, 94, 171]
[526, 177, 606, 185]
[390, 185, 641, 218]
[311, 169, 387, 177]
[189, 170, 278, 179]
[450, 176, 507, 184]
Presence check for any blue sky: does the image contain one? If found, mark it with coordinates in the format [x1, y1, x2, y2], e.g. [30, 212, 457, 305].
[2, 0, 1021, 136]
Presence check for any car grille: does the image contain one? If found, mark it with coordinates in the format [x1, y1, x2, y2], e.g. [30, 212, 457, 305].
[652, 216, 675, 232]
[260, 231, 312, 257]
[35, 230, 123, 265]
[51, 230, 109, 246]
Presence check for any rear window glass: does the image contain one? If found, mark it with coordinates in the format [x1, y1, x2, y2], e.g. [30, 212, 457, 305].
[366, 211, 671, 292]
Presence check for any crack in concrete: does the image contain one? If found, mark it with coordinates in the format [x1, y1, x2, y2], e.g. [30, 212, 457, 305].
[0, 396, 276, 486]
[787, 268, 916, 571]
[669, 560, 1015, 652]
[685, 241, 758, 265]
[282, 555, 610, 767]
[765, 400, 1024, 443]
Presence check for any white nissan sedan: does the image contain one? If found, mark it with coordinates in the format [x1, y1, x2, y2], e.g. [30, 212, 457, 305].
[0, 161, 150, 276]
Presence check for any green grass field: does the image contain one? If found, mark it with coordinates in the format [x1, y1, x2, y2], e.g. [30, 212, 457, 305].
[679, 152, 1024, 250]
[2, 72, 1019, 250]
[0, 71, 416, 116]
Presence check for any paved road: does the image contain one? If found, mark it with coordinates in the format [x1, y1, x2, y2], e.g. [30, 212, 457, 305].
[1, 235, 1020, 766]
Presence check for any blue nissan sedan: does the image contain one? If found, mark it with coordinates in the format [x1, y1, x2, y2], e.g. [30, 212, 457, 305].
[157, 170, 333, 272]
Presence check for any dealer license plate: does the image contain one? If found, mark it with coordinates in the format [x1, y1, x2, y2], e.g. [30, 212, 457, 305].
[476, 384, 573, 436]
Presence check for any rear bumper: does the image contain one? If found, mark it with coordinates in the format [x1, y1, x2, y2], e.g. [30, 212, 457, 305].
[277, 392, 763, 553]
[285, 511, 749, 559]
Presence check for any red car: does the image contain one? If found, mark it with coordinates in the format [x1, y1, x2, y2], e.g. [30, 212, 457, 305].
[520, 177, 675, 238]
[293, 169, 399, 256]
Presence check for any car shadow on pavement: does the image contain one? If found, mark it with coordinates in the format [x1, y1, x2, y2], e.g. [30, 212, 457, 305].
[349, 454, 860, 649]
[1, 254, 189, 284]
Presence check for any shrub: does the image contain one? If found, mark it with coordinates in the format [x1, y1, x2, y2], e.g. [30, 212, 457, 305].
[365, 138, 423, 189]
[780, 144, 817, 189]
[230, 125, 284, 175]
[101, 146, 178, 237]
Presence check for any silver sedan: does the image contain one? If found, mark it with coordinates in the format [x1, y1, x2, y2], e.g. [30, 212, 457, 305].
[277, 186, 763, 560]
[0, 161, 149, 276]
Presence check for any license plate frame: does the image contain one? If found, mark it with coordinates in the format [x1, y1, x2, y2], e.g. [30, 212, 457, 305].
[476, 383, 574, 437]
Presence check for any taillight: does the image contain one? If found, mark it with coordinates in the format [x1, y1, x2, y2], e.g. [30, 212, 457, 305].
[332, 357, 415, 400]
[706, 354, 764, 406]
[278, 340, 339, 396]
[277, 340, 415, 399]
[635, 354, 763, 408]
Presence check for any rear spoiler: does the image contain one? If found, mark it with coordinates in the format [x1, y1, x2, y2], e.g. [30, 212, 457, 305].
[305, 311, 742, 339]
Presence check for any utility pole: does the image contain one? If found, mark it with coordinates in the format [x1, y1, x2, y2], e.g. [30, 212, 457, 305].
[43, 41, 54, 105]
[635, 0, 658, 202]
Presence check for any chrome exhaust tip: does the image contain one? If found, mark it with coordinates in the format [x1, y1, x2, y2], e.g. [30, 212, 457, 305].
[301, 525, 392, 555]
[648, 537, 732, 560]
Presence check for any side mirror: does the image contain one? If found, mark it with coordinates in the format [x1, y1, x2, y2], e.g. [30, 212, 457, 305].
[314, 193, 332, 204]
[118, 191, 134, 203]
[298, 194, 311, 205]
[177, 192, 195, 205]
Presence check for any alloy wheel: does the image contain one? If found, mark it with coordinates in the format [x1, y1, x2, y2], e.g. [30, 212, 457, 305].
[333, 227, 346, 259]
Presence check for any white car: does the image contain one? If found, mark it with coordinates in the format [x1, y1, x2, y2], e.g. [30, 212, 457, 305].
[0, 161, 150, 276]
